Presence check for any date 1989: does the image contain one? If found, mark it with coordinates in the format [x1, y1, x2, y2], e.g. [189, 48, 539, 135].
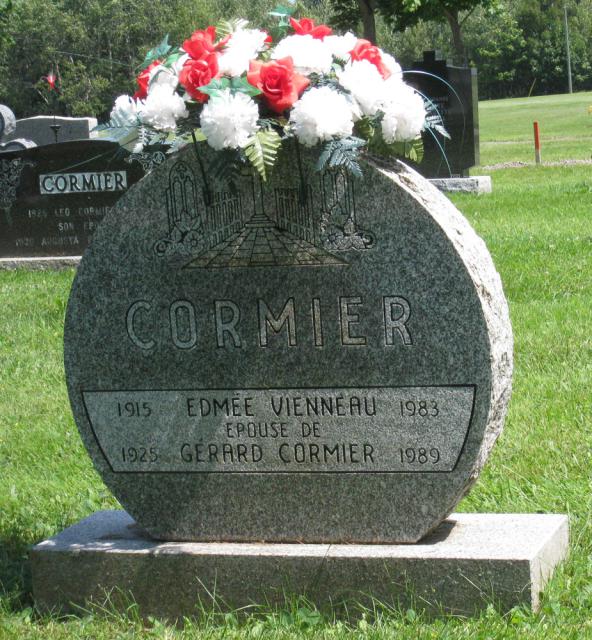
[399, 447, 440, 464]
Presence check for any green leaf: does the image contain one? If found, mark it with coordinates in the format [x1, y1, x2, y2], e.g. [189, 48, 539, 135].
[230, 76, 262, 97]
[316, 137, 365, 178]
[164, 51, 183, 68]
[245, 129, 282, 181]
[192, 128, 207, 142]
[198, 77, 231, 98]
[140, 35, 171, 70]
[269, 4, 296, 17]
[216, 18, 244, 38]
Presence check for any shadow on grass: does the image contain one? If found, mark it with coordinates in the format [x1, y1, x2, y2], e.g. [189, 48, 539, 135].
[0, 534, 33, 610]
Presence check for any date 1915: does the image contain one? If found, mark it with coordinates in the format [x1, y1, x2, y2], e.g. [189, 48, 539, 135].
[117, 401, 152, 418]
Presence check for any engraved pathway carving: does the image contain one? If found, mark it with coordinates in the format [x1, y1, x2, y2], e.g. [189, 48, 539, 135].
[184, 212, 347, 269]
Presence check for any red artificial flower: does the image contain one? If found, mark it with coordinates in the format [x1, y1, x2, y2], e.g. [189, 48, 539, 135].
[247, 57, 310, 114]
[183, 26, 227, 59]
[289, 17, 332, 40]
[179, 54, 220, 103]
[133, 60, 161, 100]
[350, 39, 391, 79]
[46, 72, 57, 91]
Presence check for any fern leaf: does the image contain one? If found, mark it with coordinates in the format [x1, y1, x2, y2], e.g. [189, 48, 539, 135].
[245, 130, 281, 181]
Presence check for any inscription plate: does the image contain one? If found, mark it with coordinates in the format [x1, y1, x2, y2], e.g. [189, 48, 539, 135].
[64, 146, 513, 543]
[82, 386, 475, 473]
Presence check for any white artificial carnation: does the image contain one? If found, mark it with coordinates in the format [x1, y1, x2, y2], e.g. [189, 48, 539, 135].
[218, 26, 269, 76]
[200, 89, 259, 150]
[147, 64, 179, 92]
[381, 84, 426, 143]
[272, 34, 333, 75]
[171, 53, 190, 76]
[337, 59, 384, 117]
[290, 86, 354, 146]
[382, 52, 403, 81]
[323, 31, 357, 62]
[140, 85, 188, 132]
[110, 95, 140, 127]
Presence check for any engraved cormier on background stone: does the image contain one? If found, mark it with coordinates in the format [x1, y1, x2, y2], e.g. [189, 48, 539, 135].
[64, 143, 513, 543]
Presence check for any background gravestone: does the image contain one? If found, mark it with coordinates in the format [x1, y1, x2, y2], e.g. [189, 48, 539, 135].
[3, 115, 98, 147]
[64, 144, 513, 543]
[0, 105, 16, 140]
[0, 140, 164, 259]
[405, 51, 480, 178]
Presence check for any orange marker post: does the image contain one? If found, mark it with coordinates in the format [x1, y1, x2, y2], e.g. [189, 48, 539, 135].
[533, 121, 541, 164]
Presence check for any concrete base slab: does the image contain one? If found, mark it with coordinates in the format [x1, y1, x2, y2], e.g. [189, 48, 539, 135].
[31, 511, 568, 620]
[429, 176, 492, 194]
[0, 256, 81, 270]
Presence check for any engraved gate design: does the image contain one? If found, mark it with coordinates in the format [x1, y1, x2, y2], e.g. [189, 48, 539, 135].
[154, 161, 244, 257]
[154, 162, 374, 268]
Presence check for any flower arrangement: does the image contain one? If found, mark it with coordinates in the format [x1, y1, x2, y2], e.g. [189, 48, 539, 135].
[105, 6, 446, 180]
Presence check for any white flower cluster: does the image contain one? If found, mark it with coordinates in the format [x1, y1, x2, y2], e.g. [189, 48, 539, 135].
[219, 23, 269, 77]
[108, 20, 428, 154]
[200, 89, 259, 150]
[290, 87, 354, 146]
[272, 34, 333, 75]
[110, 63, 188, 135]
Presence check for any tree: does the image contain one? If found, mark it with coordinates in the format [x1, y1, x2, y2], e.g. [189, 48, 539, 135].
[332, 0, 496, 63]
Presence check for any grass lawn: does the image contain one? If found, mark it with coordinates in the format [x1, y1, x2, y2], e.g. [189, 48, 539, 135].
[478, 91, 592, 166]
[1, 94, 591, 637]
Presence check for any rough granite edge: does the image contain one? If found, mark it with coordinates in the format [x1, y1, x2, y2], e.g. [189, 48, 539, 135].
[371, 158, 514, 505]
[0, 257, 81, 270]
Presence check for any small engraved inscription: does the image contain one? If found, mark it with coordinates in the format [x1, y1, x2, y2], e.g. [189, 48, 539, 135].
[82, 386, 475, 474]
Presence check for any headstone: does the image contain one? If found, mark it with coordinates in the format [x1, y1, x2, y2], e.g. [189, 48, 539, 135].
[64, 145, 513, 544]
[0, 104, 17, 139]
[3, 115, 98, 147]
[0, 140, 165, 259]
[0, 138, 37, 152]
[405, 51, 480, 178]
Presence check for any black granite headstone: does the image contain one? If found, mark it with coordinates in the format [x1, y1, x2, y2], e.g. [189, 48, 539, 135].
[0, 140, 164, 258]
[405, 51, 480, 178]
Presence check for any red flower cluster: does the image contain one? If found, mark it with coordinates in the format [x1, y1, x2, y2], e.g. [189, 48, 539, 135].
[247, 57, 309, 114]
[350, 39, 391, 79]
[134, 60, 161, 100]
[289, 17, 332, 39]
[180, 27, 227, 103]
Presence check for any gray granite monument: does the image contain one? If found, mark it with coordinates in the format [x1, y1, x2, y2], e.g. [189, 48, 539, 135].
[63, 144, 513, 543]
[3, 115, 98, 147]
[32, 144, 567, 617]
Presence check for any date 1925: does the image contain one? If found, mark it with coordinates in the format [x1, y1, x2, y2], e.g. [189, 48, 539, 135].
[121, 446, 158, 463]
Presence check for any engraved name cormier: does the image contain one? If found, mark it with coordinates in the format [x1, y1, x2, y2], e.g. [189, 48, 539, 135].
[126, 295, 413, 350]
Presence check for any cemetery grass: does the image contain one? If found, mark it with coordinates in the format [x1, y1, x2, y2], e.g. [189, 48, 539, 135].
[478, 90, 592, 167]
[1, 164, 591, 638]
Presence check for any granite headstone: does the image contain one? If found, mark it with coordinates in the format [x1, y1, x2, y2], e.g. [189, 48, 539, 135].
[0, 104, 17, 140]
[405, 51, 480, 178]
[3, 115, 98, 147]
[64, 145, 512, 543]
[0, 140, 165, 259]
